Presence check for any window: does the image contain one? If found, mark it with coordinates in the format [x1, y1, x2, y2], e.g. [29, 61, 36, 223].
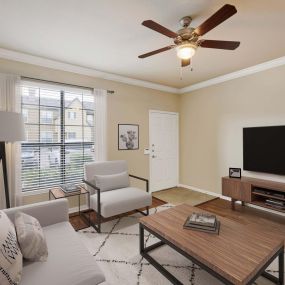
[86, 114, 94, 126]
[40, 110, 53, 124]
[66, 132, 76, 140]
[22, 109, 28, 123]
[68, 111, 76, 120]
[21, 82, 95, 192]
[40, 131, 53, 143]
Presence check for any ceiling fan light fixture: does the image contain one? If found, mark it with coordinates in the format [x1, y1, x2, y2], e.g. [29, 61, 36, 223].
[176, 43, 196, 60]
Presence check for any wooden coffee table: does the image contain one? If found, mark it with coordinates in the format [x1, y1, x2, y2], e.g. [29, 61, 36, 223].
[139, 204, 284, 285]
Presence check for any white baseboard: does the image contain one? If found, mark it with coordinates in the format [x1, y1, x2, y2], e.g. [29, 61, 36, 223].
[178, 183, 227, 199]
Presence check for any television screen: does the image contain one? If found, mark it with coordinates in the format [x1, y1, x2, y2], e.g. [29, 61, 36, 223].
[243, 126, 285, 175]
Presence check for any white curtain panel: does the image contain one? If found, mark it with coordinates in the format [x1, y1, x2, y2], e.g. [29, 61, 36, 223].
[94, 89, 107, 161]
[0, 73, 22, 209]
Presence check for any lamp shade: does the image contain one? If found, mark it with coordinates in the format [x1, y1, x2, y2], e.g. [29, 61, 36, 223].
[0, 111, 26, 142]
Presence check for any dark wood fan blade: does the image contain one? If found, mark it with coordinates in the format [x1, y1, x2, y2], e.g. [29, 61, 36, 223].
[138, 45, 175, 58]
[199, 40, 240, 50]
[194, 4, 237, 36]
[181, 58, 191, 67]
[142, 20, 178, 38]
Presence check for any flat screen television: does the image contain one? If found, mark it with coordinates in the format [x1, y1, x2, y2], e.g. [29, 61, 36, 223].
[243, 125, 285, 175]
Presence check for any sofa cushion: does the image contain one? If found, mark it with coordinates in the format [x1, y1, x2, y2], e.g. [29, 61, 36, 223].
[15, 212, 48, 262]
[90, 187, 152, 217]
[21, 222, 105, 285]
[94, 171, 130, 192]
[0, 210, 22, 285]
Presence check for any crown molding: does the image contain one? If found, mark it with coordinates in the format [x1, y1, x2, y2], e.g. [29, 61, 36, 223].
[0, 48, 284, 95]
[179, 56, 285, 94]
[0, 48, 179, 94]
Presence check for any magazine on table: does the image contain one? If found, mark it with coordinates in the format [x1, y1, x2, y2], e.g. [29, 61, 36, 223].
[183, 212, 220, 235]
[188, 212, 217, 227]
[60, 183, 81, 194]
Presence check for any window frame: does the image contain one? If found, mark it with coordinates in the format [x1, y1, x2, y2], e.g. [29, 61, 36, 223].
[21, 87, 94, 194]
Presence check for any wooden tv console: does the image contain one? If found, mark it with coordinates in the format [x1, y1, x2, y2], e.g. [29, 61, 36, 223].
[222, 176, 285, 213]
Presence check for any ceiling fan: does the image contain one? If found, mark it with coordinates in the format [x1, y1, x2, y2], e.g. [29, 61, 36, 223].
[138, 4, 240, 67]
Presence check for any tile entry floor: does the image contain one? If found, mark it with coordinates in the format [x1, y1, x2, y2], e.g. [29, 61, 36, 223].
[152, 187, 217, 206]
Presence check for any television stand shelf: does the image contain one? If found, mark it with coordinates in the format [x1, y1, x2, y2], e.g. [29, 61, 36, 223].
[222, 176, 285, 213]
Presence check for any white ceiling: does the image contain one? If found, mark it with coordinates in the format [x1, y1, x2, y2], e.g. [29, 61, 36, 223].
[0, 0, 284, 88]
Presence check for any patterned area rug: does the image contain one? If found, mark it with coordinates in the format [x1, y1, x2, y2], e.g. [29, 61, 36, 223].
[78, 204, 283, 285]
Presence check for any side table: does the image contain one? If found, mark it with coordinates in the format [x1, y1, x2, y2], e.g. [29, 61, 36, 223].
[49, 185, 91, 231]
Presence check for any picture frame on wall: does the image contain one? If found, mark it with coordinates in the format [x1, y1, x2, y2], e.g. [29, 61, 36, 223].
[229, 167, 241, 178]
[118, 124, 139, 150]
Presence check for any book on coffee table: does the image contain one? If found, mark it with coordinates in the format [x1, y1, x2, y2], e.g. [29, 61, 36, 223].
[183, 212, 220, 234]
[184, 221, 221, 234]
[188, 212, 217, 227]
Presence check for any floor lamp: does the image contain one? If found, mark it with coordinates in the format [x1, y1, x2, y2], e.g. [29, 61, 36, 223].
[0, 111, 25, 208]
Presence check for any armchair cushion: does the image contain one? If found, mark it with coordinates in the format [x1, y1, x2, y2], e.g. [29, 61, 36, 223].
[90, 187, 152, 218]
[84, 161, 128, 194]
[94, 171, 130, 192]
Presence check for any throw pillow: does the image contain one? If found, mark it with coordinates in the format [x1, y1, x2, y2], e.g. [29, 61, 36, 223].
[14, 212, 48, 262]
[94, 171, 130, 192]
[0, 210, 22, 285]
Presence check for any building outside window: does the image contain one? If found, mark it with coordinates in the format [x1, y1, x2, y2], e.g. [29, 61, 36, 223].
[86, 113, 94, 126]
[22, 109, 28, 123]
[20, 82, 95, 192]
[68, 111, 76, 120]
[40, 131, 53, 143]
[67, 132, 76, 140]
[40, 110, 53, 124]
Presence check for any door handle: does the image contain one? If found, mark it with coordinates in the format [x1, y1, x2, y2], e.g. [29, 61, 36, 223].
[152, 155, 156, 158]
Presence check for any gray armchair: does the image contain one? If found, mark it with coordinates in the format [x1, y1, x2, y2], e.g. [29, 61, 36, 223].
[84, 160, 152, 233]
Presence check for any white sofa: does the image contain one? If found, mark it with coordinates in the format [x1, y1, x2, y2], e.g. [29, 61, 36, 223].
[4, 199, 109, 285]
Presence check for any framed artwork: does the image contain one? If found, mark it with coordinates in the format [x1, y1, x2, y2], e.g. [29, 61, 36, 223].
[229, 167, 241, 178]
[118, 124, 139, 150]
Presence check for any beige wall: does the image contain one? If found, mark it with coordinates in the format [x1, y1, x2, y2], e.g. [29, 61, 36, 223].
[2, 56, 285, 205]
[0, 58, 179, 206]
[180, 65, 285, 195]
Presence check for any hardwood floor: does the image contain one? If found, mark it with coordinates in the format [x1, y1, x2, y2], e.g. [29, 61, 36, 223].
[70, 196, 285, 241]
[198, 198, 285, 245]
[69, 196, 166, 231]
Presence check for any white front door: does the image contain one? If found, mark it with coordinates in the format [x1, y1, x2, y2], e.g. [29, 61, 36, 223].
[149, 110, 179, 192]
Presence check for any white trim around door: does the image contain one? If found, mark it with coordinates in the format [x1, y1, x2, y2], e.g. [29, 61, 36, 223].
[149, 110, 179, 192]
